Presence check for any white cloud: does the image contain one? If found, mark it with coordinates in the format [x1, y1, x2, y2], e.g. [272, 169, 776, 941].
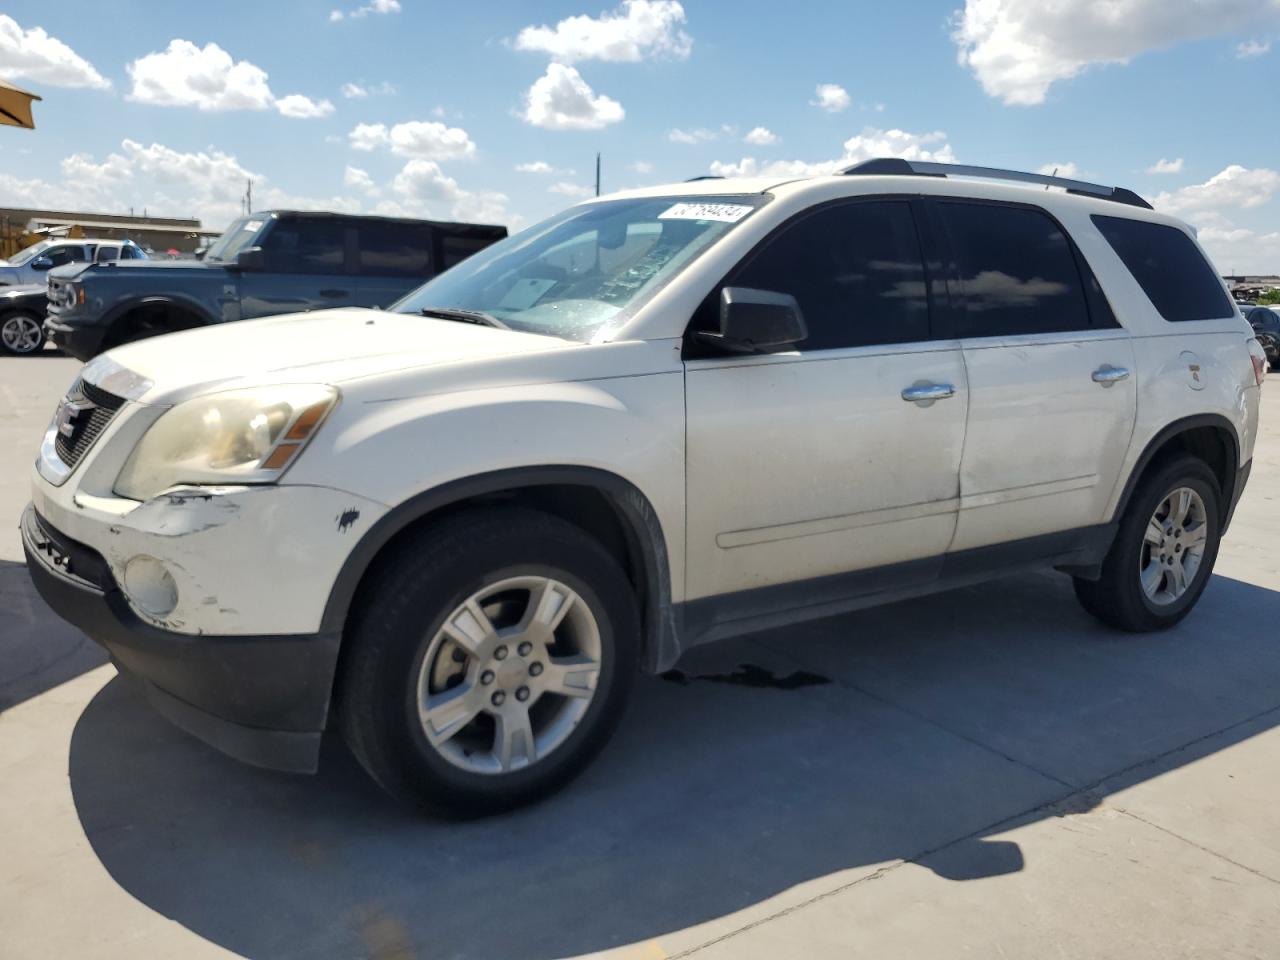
[522, 63, 624, 130]
[341, 80, 396, 99]
[515, 161, 573, 174]
[127, 40, 332, 118]
[668, 126, 719, 144]
[1152, 165, 1280, 216]
[275, 94, 335, 119]
[952, 0, 1280, 106]
[549, 181, 594, 197]
[344, 165, 380, 195]
[631, 160, 654, 174]
[1147, 157, 1184, 174]
[514, 0, 691, 63]
[710, 127, 956, 179]
[744, 126, 780, 146]
[0, 14, 110, 89]
[330, 0, 401, 22]
[811, 83, 851, 112]
[347, 120, 476, 160]
[1237, 37, 1272, 57]
[1036, 161, 1079, 178]
[1196, 225, 1280, 274]
[389, 158, 510, 224]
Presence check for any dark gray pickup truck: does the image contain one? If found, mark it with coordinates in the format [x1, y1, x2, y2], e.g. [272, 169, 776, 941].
[45, 210, 506, 360]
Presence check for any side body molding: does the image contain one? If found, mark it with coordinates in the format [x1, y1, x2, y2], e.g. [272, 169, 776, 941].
[319, 465, 680, 672]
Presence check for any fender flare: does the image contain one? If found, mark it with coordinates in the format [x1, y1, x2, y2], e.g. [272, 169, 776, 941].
[1110, 413, 1243, 526]
[319, 465, 679, 673]
[101, 295, 219, 335]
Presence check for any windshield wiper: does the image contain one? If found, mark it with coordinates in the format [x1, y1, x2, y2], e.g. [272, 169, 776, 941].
[417, 306, 509, 330]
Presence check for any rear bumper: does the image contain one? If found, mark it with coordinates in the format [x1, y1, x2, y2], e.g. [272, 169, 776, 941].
[43, 316, 107, 361]
[21, 503, 338, 773]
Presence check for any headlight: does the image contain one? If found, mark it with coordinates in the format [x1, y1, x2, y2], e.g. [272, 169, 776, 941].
[114, 384, 338, 501]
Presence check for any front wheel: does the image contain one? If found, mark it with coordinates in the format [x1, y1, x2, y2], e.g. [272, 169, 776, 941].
[1074, 455, 1222, 631]
[0, 311, 45, 355]
[338, 508, 639, 816]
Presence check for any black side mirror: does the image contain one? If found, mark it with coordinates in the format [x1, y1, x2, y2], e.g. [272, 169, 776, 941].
[696, 286, 807, 354]
[235, 246, 266, 271]
[31, 257, 53, 271]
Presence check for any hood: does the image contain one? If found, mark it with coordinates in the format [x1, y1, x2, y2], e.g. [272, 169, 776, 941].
[0, 283, 46, 301]
[88, 307, 570, 403]
[52, 258, 220, 281]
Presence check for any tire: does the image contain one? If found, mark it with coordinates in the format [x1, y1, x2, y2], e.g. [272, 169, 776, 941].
[0, 310, 45, 355]
[1074, 455, 1222, 632]
[338, 507, 640, 816]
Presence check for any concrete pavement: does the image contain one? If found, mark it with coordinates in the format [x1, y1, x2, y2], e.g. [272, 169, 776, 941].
[1, 349, 1278, 959]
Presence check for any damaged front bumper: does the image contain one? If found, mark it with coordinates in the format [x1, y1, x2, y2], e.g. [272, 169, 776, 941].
[23, 479, 386, 773]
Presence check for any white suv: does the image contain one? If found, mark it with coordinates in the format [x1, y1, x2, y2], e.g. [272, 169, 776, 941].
[24, 160, 1266, 814]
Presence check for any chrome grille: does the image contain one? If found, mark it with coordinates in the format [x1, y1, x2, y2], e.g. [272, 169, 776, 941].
[53, 378, 125, 470]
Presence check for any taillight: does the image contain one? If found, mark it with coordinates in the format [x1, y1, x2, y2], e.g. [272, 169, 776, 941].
[1247, 338, 1267, 387]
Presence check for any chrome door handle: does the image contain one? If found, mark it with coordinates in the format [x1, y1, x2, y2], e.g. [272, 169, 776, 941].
[901, 382, 956, 403]
[1091, 365, 1130, 385]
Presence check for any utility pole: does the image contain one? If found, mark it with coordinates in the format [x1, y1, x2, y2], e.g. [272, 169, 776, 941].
[244, 178, 253, 215]
[595, 152, 601, 197]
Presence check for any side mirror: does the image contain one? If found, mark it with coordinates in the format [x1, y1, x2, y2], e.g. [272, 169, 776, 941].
[235, 246, 266, 271]
[31, 257, 53, 271]
[696, 286, 807, 354]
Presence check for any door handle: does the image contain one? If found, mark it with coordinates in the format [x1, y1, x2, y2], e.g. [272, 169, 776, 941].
[1091, 365, 1130, 385]
[901, 382, 956, 403]
[319, 289, 349, 299]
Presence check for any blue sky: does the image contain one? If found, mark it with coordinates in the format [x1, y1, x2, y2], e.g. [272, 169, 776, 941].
[3, 0, 1280, 270]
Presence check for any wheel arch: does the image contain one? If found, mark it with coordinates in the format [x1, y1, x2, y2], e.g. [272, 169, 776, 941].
[102, 295, 217, 343]
[1111, 414, 1242, 529]
[320, 466, 679, 674]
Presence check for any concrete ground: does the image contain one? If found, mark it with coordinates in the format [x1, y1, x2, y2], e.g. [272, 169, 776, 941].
[2, 347, 1279, 960]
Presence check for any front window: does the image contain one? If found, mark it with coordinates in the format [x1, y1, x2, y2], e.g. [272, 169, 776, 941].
[8, 240, 53, 266]
[393, 195, 768, 342]
[203, 217, 266, 263]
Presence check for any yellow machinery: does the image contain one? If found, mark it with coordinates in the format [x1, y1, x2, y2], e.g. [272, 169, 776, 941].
[0, 218, 83, 260]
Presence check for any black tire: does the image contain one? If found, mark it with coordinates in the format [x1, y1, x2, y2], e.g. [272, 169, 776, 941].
[337, 507, 640, 816]
[0, 310, 46, 355]
[1074, 455, 1221, 631]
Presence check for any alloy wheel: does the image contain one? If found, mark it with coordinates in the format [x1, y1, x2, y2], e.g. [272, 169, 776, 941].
[1, 314, 42, 354]
[1139, 486, 1208, 606]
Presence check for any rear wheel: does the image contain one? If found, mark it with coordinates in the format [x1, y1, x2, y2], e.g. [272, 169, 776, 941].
[338, 508, 639, 816]
[0, 310, 45, 355]
[1074, 455, 1221, 631]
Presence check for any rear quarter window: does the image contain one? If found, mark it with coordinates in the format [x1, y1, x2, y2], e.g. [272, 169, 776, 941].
[1092, 215, 1233, 322]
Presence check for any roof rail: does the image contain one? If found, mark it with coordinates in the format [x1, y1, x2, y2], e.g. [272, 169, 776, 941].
[841, 158, 1153, 210]
[684, 175, 725, 182]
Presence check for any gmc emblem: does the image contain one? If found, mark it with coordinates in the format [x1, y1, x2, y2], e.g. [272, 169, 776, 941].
[55, 397, 94, 440]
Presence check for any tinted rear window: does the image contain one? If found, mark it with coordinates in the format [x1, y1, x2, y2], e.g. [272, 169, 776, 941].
[1092, 216, 1232, 322]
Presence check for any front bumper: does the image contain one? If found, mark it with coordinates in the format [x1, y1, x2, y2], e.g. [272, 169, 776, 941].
[22, 503, 338, 772]
[44, 316, 107, 361]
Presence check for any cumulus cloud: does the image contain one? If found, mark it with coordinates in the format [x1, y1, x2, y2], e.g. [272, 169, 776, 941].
[952, 0, 1280, 106]
[710, 127, 956, 179]
[744, 126, 780, 146]
[1147, 157, 1184, 174]
[1036, 161, 1079, 178]
[330, 0, 401, 22]
[515, 161, 573, 174]
[513, 0, 691, 63]
[344, 165, 380, 195]
[522, 63, 624, 130]
[810, 83, 851, 112]
[388, 158, 510, 223]
[341, 80, 396, 99]
[1236, 37, 1272, 57]
[1197, 225, 1280, 274]
[347, 120, 477, 159]
[127, 40, 332, 117]
[1152, 164, 1280, 216]
[631, 160, 654, 174]
[0, 14, 110, 89]
[549, 181, 594, 197]
[668, 126, 721, 144]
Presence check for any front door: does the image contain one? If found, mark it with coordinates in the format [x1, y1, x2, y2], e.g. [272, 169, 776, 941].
[684, 198, 968, 603]
[931, 199, 1138, 551]
[239, 215, 358, 319]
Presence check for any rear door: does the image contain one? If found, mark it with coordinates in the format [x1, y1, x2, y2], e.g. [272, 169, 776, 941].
[239, 215, 357, 318]
[354, 219, 435, 307]
[932, 199, 1137, 552]
[683, 197, 968, 602]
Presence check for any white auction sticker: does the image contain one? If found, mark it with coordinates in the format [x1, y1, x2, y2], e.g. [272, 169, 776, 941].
[658, 202, 753, 223]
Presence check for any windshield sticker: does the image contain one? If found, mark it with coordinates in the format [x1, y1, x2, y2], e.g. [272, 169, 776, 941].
[244, 220, 264, 232]
[497, 278, 557, 310]
[658, 202, 753, 223]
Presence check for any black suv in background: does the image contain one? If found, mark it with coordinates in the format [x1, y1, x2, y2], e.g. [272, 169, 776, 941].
[44, 211, 507, 360]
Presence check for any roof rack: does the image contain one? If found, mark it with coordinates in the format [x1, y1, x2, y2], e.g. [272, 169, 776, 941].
[841, 158, 1152, 210]
[684, 175, 725, 182]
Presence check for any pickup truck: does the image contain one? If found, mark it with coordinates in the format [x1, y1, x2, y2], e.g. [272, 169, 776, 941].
[44, 210, 506, 361]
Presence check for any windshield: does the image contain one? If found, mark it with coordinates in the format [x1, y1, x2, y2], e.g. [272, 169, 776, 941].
[204, 217, 266, 263]
[8, 240, 53, 266]
[393, 195, 768, 342]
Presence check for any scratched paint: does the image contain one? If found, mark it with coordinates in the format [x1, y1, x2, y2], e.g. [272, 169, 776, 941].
[337, 508, 360, 533]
